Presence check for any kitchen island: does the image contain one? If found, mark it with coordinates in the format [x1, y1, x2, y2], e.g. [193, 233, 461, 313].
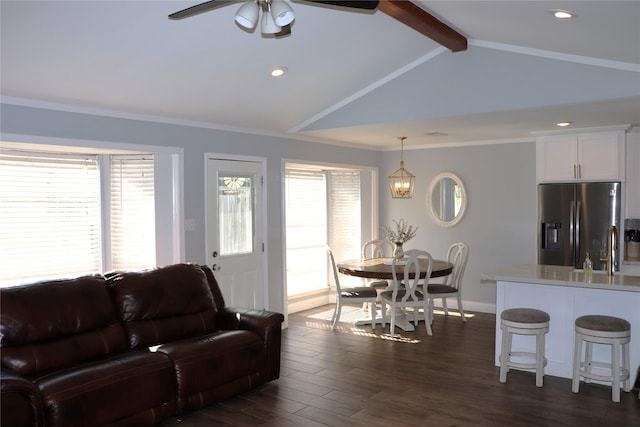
[482, 264, 640, 387]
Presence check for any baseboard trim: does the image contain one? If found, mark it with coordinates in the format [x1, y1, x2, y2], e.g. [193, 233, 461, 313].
[432, 299, 496, 315]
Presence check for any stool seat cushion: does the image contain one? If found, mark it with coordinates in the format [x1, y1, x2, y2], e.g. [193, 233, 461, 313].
[575, 315, 630, 333]
[501, 308, 550, 324]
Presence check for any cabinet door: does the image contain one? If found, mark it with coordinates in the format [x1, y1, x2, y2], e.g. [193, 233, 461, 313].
[537, 135, 578, 181]
[626, 132, 640, 217]
[578, 132, 622, 181]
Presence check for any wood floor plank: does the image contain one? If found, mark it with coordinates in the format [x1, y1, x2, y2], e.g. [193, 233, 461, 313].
[160, 306, 640, 426]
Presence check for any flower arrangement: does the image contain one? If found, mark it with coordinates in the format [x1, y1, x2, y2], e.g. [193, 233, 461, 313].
[381, 218, 417, 244]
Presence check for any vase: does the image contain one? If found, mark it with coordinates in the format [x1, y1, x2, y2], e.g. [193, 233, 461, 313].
[393, 242, 404, 258]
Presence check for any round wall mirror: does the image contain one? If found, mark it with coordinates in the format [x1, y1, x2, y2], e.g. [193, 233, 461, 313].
[427, 172, 467, 227]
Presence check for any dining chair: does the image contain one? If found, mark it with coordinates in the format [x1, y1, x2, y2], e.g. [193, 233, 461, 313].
[427, 242, 469, 322]
[380, 249, 433, 336]
[361, 239, 394, 289]
[327, 246, 379, 330]
[362, 239, 393, 259]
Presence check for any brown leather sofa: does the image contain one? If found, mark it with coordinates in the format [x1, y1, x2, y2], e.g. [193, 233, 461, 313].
[0, 263, 284, 427]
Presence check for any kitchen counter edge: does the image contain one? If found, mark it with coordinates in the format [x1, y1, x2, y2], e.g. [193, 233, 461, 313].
[481, 264, 640, 292]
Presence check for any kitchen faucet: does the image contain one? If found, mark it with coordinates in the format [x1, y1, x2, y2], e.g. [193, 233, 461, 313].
[600, 225, 618, 276]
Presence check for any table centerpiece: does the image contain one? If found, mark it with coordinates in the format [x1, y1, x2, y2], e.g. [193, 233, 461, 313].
[381, 218, 417, 258]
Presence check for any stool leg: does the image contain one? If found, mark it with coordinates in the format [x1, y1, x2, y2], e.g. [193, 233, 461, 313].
[612, 341, 620, 402]
[584, 342, 593, 383]
[535, 330, 545, 387]
[572, 332, 581, 393]
[499, 325, 509, 383]
[622, 341, 631, 393]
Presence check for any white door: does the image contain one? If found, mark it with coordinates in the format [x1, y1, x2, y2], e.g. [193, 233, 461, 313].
[206, 157, 265, 309]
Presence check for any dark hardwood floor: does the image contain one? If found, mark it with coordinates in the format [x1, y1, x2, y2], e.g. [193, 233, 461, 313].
[160, 306, 639, 426]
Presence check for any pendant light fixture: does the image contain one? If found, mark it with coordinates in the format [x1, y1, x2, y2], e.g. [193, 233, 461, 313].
[388, 136, 415, 198]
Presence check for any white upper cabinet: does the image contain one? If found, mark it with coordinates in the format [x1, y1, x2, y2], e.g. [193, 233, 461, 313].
[536, 129, 626, 182]
[626, 131, 640, 218]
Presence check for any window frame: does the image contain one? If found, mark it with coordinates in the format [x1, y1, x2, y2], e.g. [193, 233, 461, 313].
[0, 134, 184, 284]
[283, 160, 379, 314]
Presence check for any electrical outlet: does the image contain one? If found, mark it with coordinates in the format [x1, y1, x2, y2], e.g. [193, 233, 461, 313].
[185, 218, 195, 231]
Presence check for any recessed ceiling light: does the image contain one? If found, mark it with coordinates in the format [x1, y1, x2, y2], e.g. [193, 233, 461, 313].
[556, 121, 573, 127]
[270, 67, 287, 77]
[549, 9, 575, 19]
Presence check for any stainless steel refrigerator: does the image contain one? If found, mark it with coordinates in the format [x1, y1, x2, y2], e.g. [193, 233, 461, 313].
[538, 182, 621, 271]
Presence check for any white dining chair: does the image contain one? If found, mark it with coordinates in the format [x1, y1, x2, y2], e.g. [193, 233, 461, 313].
[360, 239, 393, 315]
[427, 242, 469, 322]
[361, 239, 393, 289]
[327, 246, 379, 330]
[380, 249, 433, 336]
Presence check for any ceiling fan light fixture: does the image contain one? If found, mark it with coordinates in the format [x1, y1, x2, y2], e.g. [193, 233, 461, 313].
[261, 8, 281, 34]
[271, 0, 295, 27]
[235, 0, 260, 29]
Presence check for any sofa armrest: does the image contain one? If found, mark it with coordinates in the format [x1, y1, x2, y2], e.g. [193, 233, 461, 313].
[217, 308, 284, 339]
[217, 308, 285, 382]
[1, 369, 44, 427]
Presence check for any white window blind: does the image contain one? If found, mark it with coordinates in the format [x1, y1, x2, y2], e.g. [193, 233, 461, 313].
[328, 170, 361, 287]
[0, 151, 101, 285]
[285, 170, 327, 296]
[285, 168, 362, 297]
[110, 155, 156, 271]
[0, 150, 156, 287]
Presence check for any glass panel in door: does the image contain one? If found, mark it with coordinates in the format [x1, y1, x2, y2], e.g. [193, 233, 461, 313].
[218, 175, 253, 256]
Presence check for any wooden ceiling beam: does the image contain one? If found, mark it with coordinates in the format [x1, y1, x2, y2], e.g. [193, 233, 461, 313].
[378, 0, 467, 52]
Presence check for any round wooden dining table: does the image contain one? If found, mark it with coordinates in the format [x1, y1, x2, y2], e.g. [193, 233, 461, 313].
[338, 257, 453, 280]
[337, 257, 454, 331]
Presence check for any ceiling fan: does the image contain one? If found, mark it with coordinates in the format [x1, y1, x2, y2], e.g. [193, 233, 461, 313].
[168, 0, 467, 52]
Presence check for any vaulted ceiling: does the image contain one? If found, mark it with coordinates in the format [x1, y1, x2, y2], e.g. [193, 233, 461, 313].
[1, 1, 639, 149]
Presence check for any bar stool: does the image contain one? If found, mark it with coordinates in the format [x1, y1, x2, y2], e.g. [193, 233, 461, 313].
[572, 315, 631, 402]
[499, 308, 550, 387]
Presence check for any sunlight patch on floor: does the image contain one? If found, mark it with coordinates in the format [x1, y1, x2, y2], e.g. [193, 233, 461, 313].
[301, 305, 474, 343]
[302, 319, 422, 343]
[303, 306, 421, 343]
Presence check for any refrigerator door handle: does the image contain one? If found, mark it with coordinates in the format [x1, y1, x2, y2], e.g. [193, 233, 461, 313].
[575, 200, 581, 259]
[569, 200, 575, 251]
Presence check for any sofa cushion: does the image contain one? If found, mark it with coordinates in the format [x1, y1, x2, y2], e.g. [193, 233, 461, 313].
[108, 263, 218, 348]
[0, 276, 129, 376]
[35, 351, 175, 427]
[157, 330, 264, 412]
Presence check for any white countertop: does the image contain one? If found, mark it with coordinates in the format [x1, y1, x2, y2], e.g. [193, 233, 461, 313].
[482, 264, 640, 292]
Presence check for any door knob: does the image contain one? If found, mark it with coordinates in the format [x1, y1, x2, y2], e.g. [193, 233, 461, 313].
[211, 264, 221, 271]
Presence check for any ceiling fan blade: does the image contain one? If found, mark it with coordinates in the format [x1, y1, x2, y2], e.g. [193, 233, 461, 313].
[378, 0, 467, 52]
[168, 0, 237, 20]
[305, 1, 379, 10]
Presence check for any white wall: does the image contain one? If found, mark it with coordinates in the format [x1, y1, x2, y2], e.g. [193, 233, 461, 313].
[0, 103, 381, 316]
[1, 103, 540, 315]
[380, 142, 538, 313]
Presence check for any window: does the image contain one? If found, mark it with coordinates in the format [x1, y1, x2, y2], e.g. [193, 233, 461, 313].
[328, 170, 361, 269]
[285, 169, 328, 296]
[218, 175, 253, 256]
[0, 150, 155, 286]
[285, 168, 361, 298]
[110, 156, 156, 270]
